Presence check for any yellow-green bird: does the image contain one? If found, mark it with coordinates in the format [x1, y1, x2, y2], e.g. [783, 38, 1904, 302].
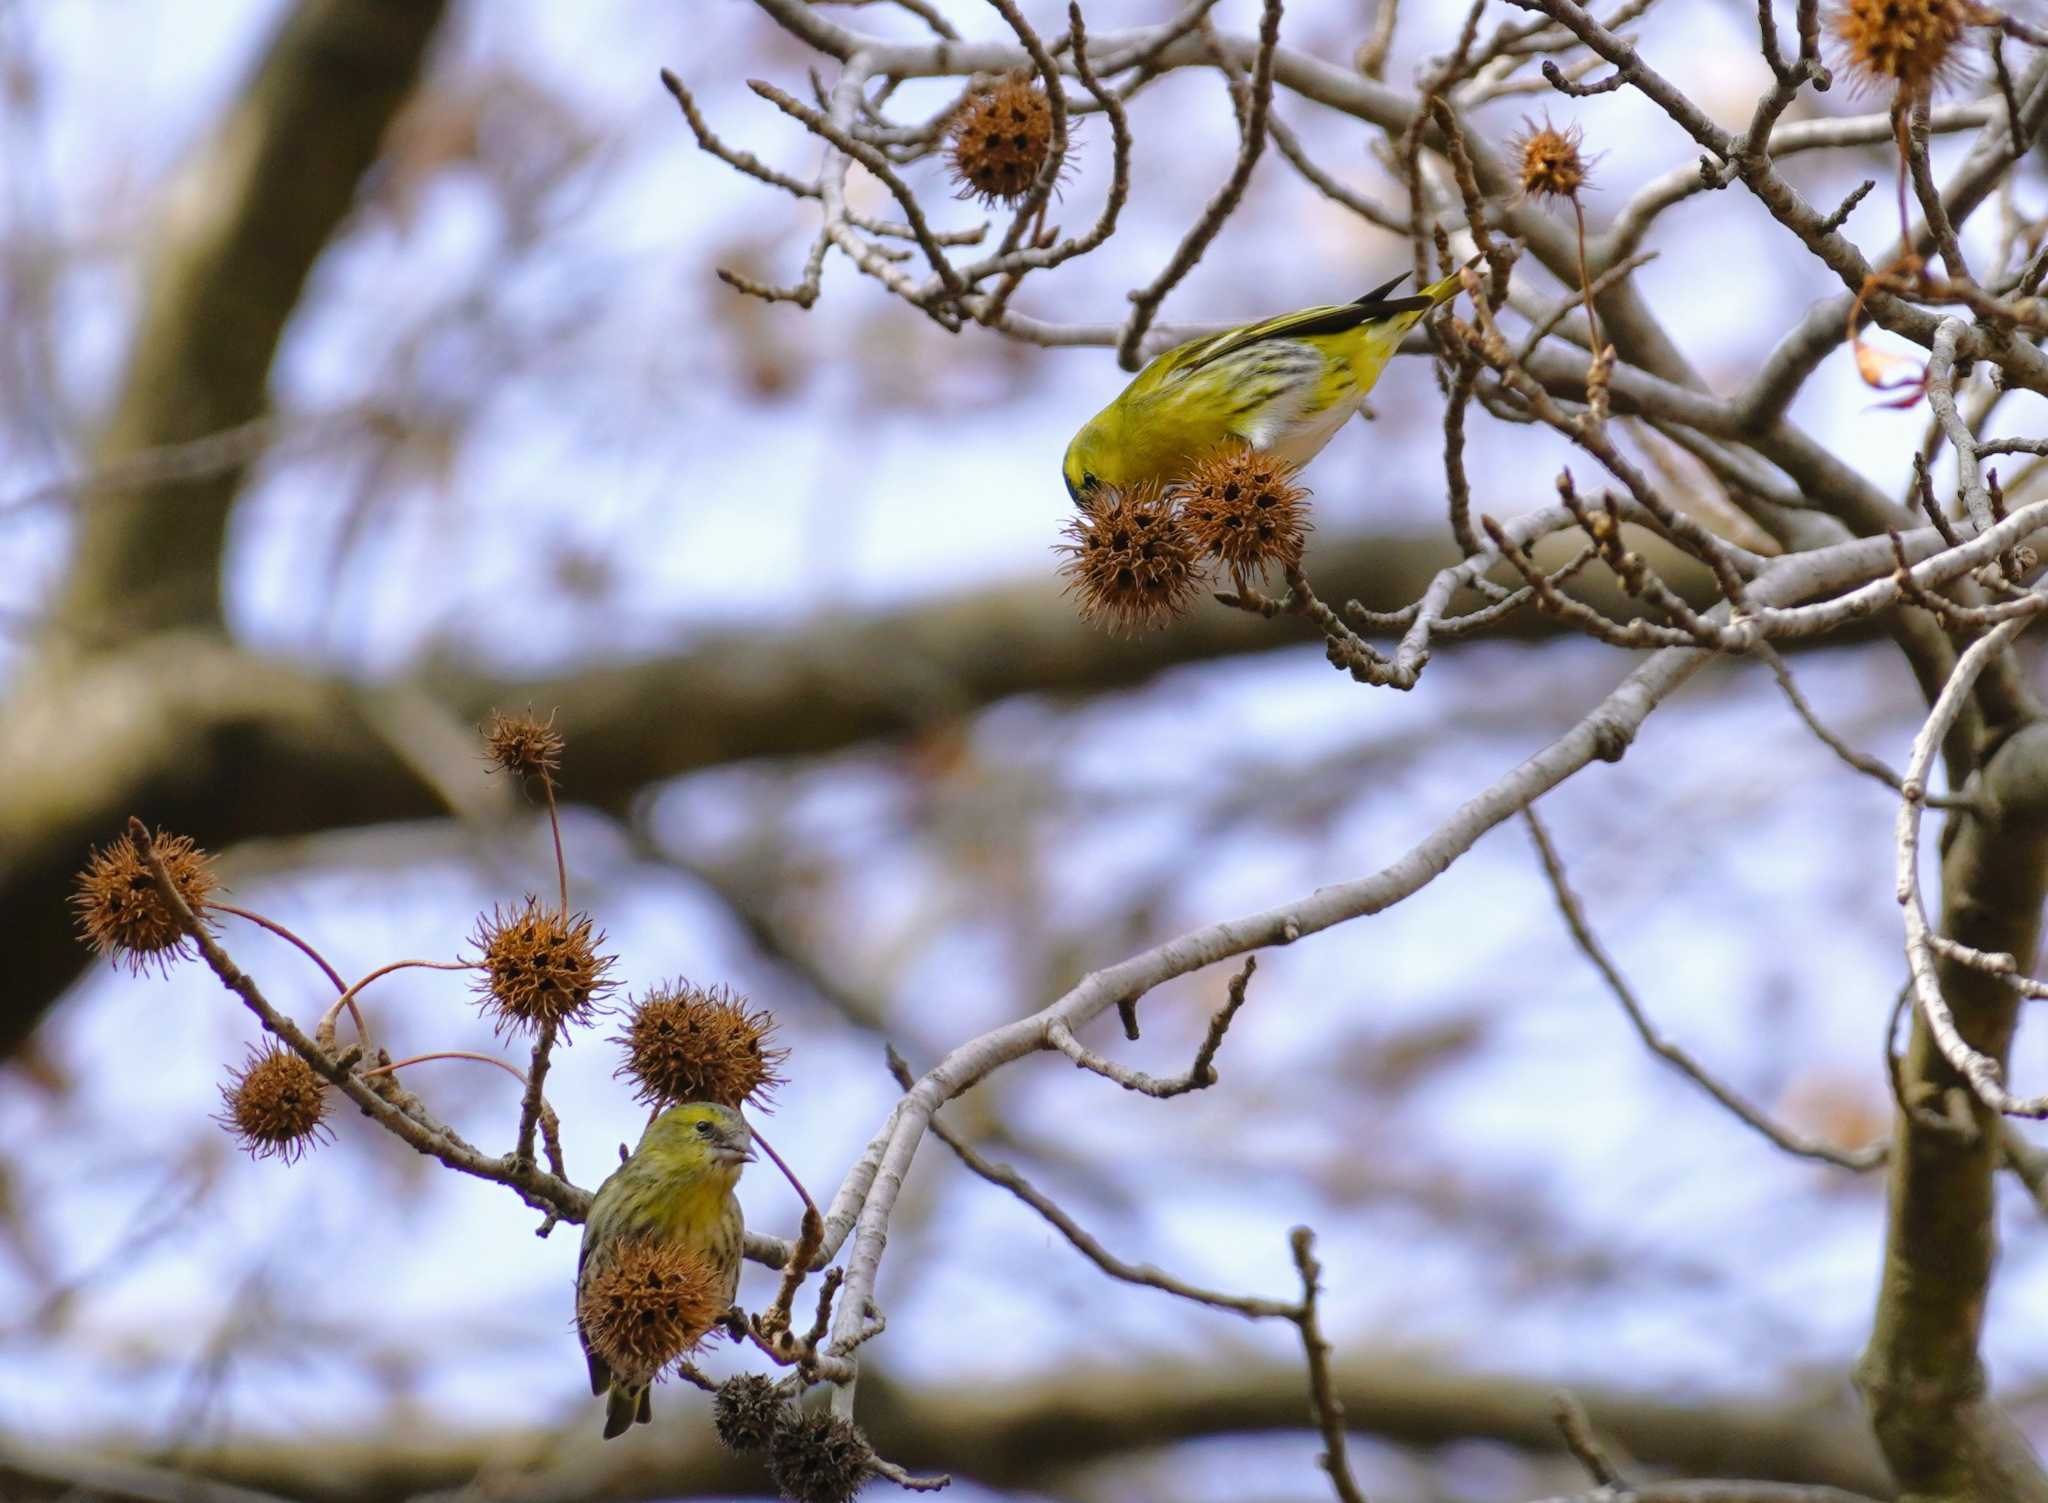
[1061, 264, 1469, 503]
[578, 1101, 752, 1439]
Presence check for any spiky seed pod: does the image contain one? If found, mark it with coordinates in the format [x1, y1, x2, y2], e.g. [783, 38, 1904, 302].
[215, 1044, 333, 1164]
[613, 982, 789, 1110]
[948, 77, 1057, 207]
[714, 1373, 786, 1455]
[481, 707, 565, 786]
[72, 829, 219, 975]
[1056, 483, 1199, 634]
[577, 1239, 726, 1386]
[766, 1408, 877, 1503]
[1829, 0, 1987, 97]
[1176, 447, 1312, 584]
[1507, 114, 1591, 203]
[471, 897, 617, 1035]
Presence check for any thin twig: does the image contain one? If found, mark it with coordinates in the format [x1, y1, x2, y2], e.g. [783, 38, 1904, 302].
[1753, 642, 1983, 813]
[1267, 108, 1409, 234]
[987, 0, 1071, 250]
[748, 78, 967, 306]
[126, 819, 590, 1224]
[886, 1046, 1296, 1319]
[1524, 808, 1886, 1170]
[207, 903, 362, 1041]
[362, 1049, 530, 1086]
[205, 903, 345, 993]
[0, 411, 364, 519]
[870, 1458, 953, 1493]
[1043, 957, 1262, 1096]
[1290, 1228, 1368, 1503]
[540, 779, 569, 915]
[1896, 611, 2048, 1119]
[1117, 0, 1284, 368]
[1553, 1389, 1628, 1488]
[659, 67, 818, 199]
[744, 1124, 839, 1372]
[960, 2, 1132, 297]
[1904, 95, 1972, 284]
[1540, 59, 1627, 96]
[1514, 252, 1659, 365]
[514, 1020, 557, 1170]
[1358, 0, 1399, 79]
[314, 958, 476, 1049]
[1819, 178, 1876, 235]
[1454, 290, 1754, 611]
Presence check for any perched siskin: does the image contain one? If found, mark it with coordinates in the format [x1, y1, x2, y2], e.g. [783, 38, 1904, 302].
[1061, 264, 1470, 503]
[578, 1101, 753, 1439]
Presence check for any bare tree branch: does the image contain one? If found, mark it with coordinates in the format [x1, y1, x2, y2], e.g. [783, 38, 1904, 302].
[1523, 807, 1887, 1171]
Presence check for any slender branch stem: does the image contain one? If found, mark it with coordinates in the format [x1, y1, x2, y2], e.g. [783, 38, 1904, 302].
[207, 902, 345, 993]
[315, 958, 476, 1046]
[1525, 807, 1885, 1170]
[126, 819, 588, 1223]
[361, 1049, 530, 1085]
[207, 901, 363, 1039]
[541, 778, 569, 915]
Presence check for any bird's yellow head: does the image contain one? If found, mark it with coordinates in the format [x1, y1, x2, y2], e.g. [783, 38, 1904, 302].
[636, 1101, 754, 1179]
[1062, 418, 1120, 506]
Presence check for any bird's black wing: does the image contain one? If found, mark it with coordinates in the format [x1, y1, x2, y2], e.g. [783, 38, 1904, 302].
[1172, 274, 1437, 378]
[577, 1233, 610, 1395]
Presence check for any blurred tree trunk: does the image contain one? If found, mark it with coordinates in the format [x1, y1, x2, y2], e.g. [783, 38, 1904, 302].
[2, 0, 447, 1052]
[52, 0, 447, 641]
[1859, 723, 2048, 1501]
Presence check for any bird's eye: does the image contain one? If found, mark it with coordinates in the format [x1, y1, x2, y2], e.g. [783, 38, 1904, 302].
[695, 1120, 713, 1136]
[1083, 472, 1098, 492]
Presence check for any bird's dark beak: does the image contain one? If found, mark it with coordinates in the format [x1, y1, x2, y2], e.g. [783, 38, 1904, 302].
[717, 1138, 757, 1166]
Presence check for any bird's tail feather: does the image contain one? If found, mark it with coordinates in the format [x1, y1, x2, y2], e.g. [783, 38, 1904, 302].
[603, 1382, 648, 1440]
[1351, 254, 1480, 323]
[1421, 253, 1483, 306]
